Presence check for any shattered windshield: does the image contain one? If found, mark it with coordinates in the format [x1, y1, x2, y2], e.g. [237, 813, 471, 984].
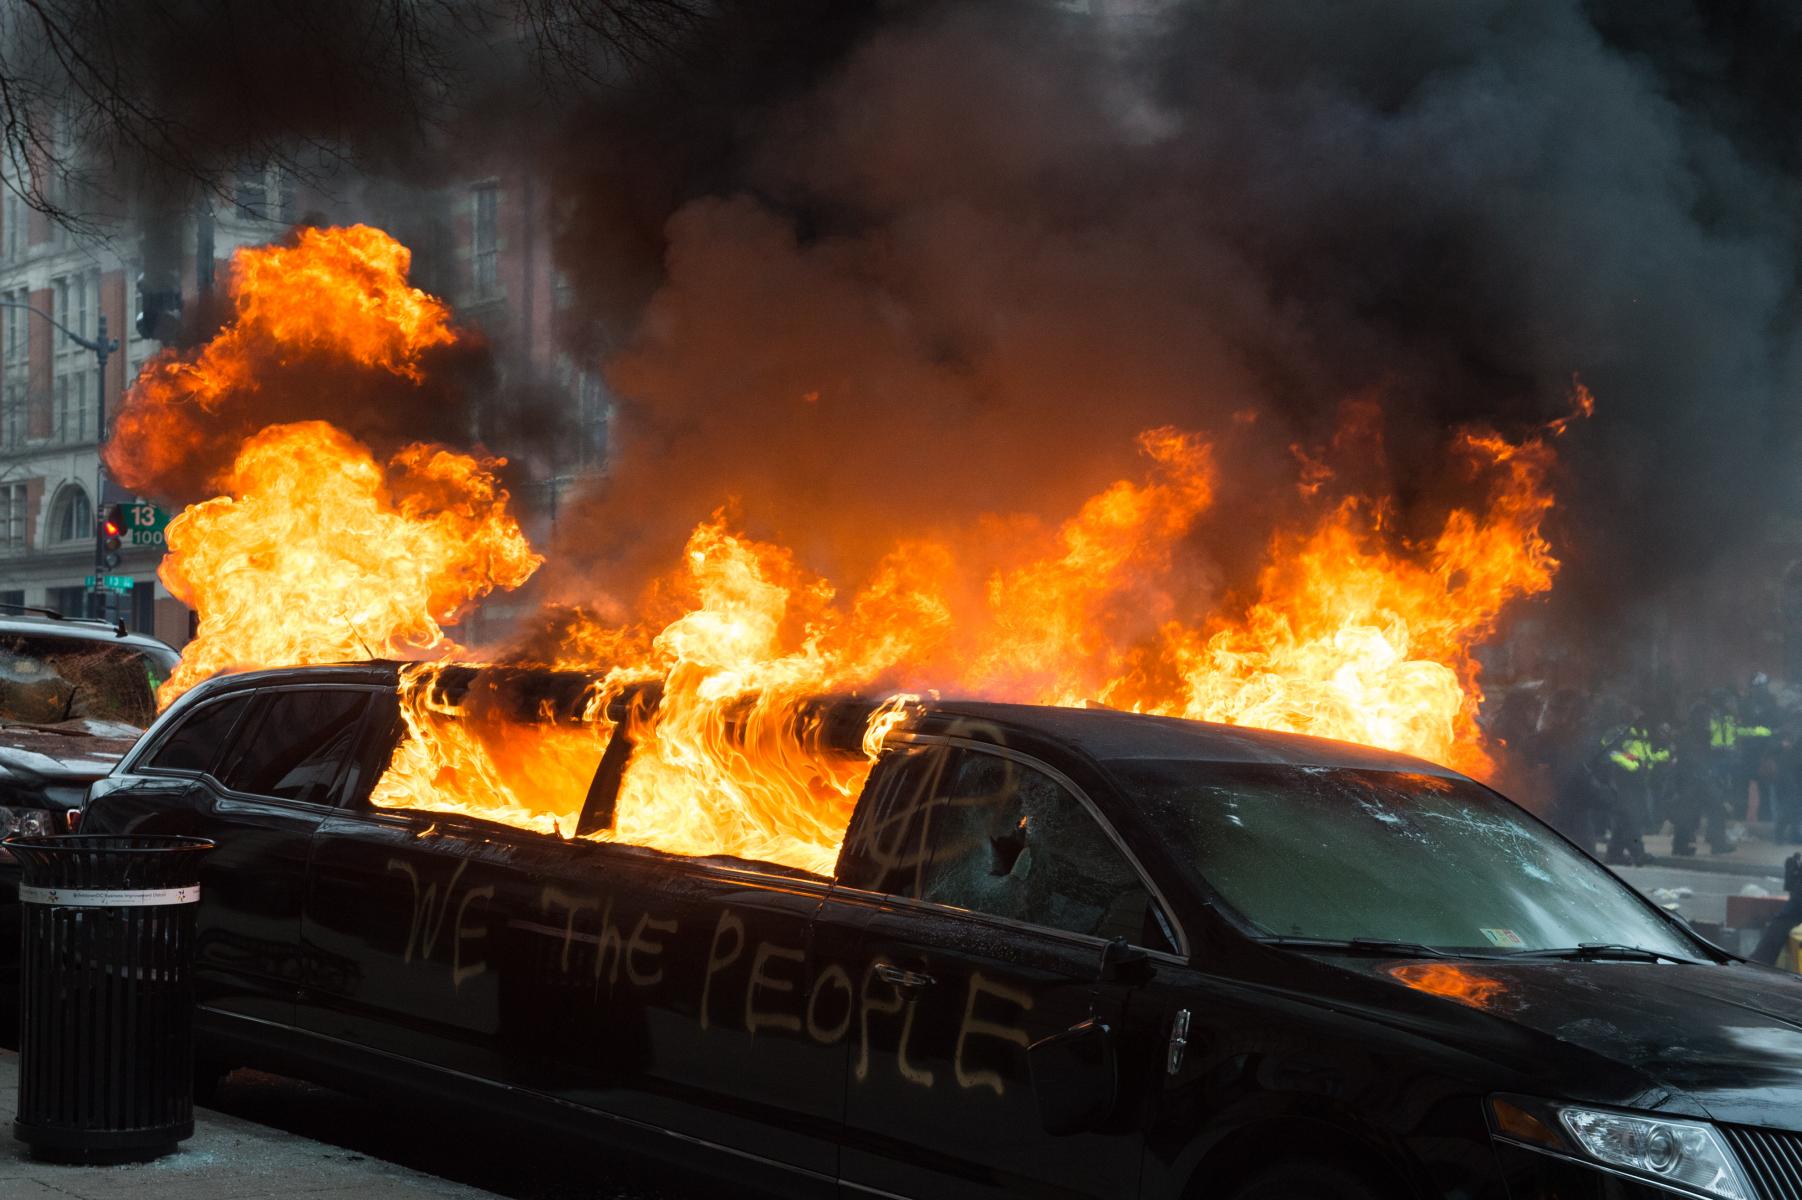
[1114, 761, 1695, 957]
[0, 635, 165, 729]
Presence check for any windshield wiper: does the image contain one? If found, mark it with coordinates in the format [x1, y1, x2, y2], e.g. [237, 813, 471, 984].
[1510, 943, 1703, 965]
[1255, 936, 1469, 960]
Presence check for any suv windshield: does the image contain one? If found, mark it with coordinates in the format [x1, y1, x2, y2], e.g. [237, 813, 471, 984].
[1114, 761, 1696, 958]
[0, 634, 167, 728]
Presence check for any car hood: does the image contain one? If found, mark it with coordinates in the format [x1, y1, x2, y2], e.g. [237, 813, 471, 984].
[0, 723, 139, 794]
[1359, 955, 1802, 1129]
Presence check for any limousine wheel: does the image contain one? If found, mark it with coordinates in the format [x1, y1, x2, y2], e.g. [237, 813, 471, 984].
[1226, 1161, 1383, 1200]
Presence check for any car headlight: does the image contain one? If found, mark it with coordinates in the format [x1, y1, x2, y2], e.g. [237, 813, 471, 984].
[0, 806, 59, 839]
[1491, 1095, 1754, 1199]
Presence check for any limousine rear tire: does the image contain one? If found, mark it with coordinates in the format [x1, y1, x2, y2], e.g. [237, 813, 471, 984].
[1226, 1161, 1382, 1200]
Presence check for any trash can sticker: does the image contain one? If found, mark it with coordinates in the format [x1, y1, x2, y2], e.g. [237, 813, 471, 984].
[17, 885, 200, 907]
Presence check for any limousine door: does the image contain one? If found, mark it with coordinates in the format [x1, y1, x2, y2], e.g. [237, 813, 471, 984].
[824, 741, 1163, 1198]
[299, 708, 845, 1195]
[301, 775, 522, 1082]
[511, 850, 849, 1194]
[87, 685, 375, 1025]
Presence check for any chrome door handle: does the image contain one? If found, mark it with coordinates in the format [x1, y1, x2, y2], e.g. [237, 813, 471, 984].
[874, 963, 935, 991]
[1167, 1007, 1191, 1076]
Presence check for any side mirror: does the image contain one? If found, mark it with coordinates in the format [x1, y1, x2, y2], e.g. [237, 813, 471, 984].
[1027, 1018, 1118, 1136]
[1100, 935, 1152, 984]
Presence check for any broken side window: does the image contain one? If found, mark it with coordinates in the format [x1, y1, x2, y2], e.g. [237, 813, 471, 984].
[838, 743, 954, 897]
[909, 748, 1153, 944]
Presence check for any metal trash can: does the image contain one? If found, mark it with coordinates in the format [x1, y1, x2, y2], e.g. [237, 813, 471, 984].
[4, 834, 214, 1163]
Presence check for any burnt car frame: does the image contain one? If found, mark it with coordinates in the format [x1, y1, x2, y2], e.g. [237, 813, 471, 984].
[69, 660, 1802, 1200]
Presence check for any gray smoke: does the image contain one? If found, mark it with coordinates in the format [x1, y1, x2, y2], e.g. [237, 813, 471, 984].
[546, 0, 1802, 687]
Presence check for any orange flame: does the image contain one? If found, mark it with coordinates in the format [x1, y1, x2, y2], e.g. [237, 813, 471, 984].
[1390, 962, 1509, 1008]
[130, 226, 539, 706]
[370, 664, 610, 834]
[126, 225, 1583, 875]
[106, 225, 456, 492]
[1148, 420, 1564, 775]
[158, 422, 540, 705]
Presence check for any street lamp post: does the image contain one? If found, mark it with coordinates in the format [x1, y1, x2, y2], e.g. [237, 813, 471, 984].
[0, 300, 120, 620]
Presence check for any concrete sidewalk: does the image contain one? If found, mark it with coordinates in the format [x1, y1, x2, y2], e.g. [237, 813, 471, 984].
[0, 1050, 499, 1199]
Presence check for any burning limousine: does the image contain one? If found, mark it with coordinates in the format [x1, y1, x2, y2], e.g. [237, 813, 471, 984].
[60, 659, 1802, 1200]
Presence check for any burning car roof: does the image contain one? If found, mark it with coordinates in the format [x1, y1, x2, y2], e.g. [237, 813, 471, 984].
[185, 660, 1462, 779]
[901, 700, 1462, 776]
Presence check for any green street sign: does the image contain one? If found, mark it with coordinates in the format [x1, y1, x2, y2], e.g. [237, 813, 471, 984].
[84, 575, 135, 593]
[123, 502, 172, 548]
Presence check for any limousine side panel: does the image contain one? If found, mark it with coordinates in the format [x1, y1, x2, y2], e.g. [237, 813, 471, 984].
[303, 808, 850, 1194]
[822, 887, 1150, 1199]
[81, 772, 323, 1027]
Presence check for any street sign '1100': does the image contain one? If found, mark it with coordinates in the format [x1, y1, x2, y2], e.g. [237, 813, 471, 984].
[125, 503, 171, 548]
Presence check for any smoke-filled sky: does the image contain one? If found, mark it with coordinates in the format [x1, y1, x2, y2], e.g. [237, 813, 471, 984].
[550, 2, 1802, 664]
[32, 0, 1802, 679]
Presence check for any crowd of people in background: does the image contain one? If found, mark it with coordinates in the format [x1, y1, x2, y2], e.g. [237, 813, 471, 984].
[1494, 672, 1800, 864]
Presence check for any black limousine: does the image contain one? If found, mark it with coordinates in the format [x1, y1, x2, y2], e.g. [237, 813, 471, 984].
[54, 661, 1802, 1200]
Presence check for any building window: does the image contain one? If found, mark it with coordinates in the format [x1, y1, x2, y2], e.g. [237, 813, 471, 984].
[51, 269, 99, 444]
[1, 287, 27, 449]
[2, 188, 23, 261]
[471, 183, 499, 300]
[131, 580, 155, 634]
[0, 588, 22, 610]
[1, 483, 27, 553]
[230, 162, 294, 223]
[556, 358, 610, 475]
[46, 585, 86, 617]
[48, 483, 90, 544]
[234, 164, 268, 220]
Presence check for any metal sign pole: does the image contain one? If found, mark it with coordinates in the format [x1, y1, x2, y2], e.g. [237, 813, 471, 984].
[90, 312, 115, 622]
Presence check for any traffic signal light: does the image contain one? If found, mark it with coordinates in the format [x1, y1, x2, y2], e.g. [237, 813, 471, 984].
[135, 272, 182, 341]
[99, 505, 124, 568]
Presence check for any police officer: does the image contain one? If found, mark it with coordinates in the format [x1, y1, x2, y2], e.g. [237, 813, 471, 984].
[1547, 691, 1609, 854]
[1713, 688, 1773, 827]
[1778, 717, 1802, 845]
[1601, 714, 1666, 865]
[1671, 700, 1727, 856]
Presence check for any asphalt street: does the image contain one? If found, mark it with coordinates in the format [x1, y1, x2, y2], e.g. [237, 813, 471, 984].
[1617, 862, 1784, 934]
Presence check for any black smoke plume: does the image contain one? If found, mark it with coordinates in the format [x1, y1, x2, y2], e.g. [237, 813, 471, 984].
[21, 0, 1802, 688]
[547, 1, 1802, 688]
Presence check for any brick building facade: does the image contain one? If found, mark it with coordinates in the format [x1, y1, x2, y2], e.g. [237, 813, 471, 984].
[0, 161, 612, 649]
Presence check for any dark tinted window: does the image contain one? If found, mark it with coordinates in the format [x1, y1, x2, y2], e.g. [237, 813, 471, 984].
[146, 694, 253, 774]
[844, 746, 1156, 944]
[216, 689, 371, 805]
